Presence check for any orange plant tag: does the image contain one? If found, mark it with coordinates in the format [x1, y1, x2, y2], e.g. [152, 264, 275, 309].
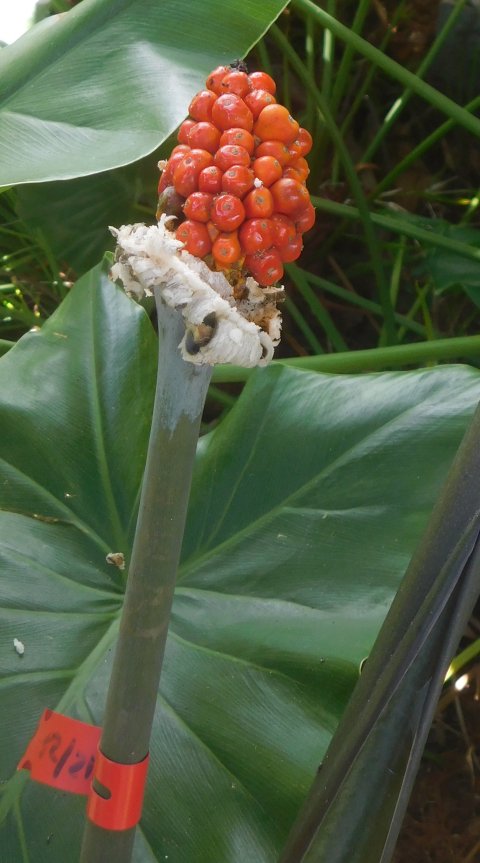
[17, 709, 101, 795]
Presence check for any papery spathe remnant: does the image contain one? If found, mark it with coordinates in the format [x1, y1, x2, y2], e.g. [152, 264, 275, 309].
[110, 216, 282, 368]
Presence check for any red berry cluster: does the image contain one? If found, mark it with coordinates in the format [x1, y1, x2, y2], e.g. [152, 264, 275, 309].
[157, 65, 315, 287]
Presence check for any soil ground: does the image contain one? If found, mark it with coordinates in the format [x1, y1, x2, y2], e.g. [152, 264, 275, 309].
[394, 661, 480, 862]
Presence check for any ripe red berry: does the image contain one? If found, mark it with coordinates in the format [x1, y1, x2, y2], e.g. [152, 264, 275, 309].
[294, 202, 316, 234]
[183, 191, 214, 223]
[248, 71, 276, 94]
[198, 165, 223, 194]
[270, 177, 310, 215]
[282, 166, 306, 184]
[187, 121, 221, 153]
[206, 220, 220, 242]
[206, 65, 230, 94]
[254, 140, 291, 166]
[211, 93, 254, 132]
[271, 213, 296, 246]
[254, 104, 299, 145]
[176, 220, 212, 257]
[159, 145, 190, 191]
[157, 168, 172, 194]
[253, 155, 283, 187]
[173, 149, 213, 197]
[220, 70, 251, 98]
[220, 128, 255, 155]
[211, 193, 246, 231]
[169, 144, 191, 170]
[188, 89, 217, 122]
[177, 119, 196, 145]
[243, 186, 274, 219]
[277, 233, 303, 262]
[221, 165, 254, 198]
[244, 89, 276, 119]
[245, 248, 284, 286]
[212, 231, 242, 266]
[288, 156, 310, 181]
[158, 65, 314, 283]
[214, 144, 251, 171]
[289, 127, 313, 158]
[239, 218, 274, 254]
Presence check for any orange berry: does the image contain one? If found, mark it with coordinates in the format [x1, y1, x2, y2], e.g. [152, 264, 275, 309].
[294, 202, 316, 234]
[239, 218, 274, 254]
[254, 104, 299, 145]
[271, 213, 296, 246]
[282, 166, 306, 184]
[198, 165, 223, 194]
[270, 177, 310, 215]
[248, 71, 276, 94]
[221, 165, 255, 198]
[188, 90, 217, 122]
[157, 168, 172, 194]
[187, 121, 221, 153]
[220, 128, 255, 154]
[244, 89, 276, 119]
[290, 156, 310, 180]
[243, 186, 274, 219]
[173, 149, 213, 197]
[211, 193, 246, 231]
[253, 155, 283, 187]
[211, 93, 254, 132]
[177, 119, 196, 145]
[159, 144, 190, 191]
[206, 65, 230, 94]
[220, 70, 251, 98]
[183, 191, 214, 222]
[214, 144, 251, 171]
[246, 248, 284, 286]
[206, 220, 220, 242]
[277, 234, 303, 262]
[254, 139, 291, 166]
[289, 127, 313, 158]
[176, 220, 212, 257]
[212, 231, 242, 265]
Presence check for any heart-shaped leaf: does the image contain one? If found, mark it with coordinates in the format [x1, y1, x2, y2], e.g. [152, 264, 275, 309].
[1, 264, 479, 861]
[0, 0, 287, 186]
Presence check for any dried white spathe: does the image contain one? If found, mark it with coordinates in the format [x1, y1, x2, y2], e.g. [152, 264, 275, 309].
[110, 216, 282, 368]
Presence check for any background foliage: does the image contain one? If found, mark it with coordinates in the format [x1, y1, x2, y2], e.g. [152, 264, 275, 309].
[1, 1, 480, 861]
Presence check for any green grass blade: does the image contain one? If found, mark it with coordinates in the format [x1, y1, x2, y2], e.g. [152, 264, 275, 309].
[212, 335, 480, 383]
[293, 0, 480, 137]
[362, 0, 469, 163]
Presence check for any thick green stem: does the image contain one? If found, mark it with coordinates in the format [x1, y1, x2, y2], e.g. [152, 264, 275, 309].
[79, 299, 211, 863]
[212, 334, 480, 384]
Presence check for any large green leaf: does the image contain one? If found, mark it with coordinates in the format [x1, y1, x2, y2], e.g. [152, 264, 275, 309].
[0, 0, 287, 186]
[1, 265, 480, 861]
[14, 168, 140, 275]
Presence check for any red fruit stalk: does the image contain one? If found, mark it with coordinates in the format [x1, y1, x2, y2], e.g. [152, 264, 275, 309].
[157, 64, 315, 288]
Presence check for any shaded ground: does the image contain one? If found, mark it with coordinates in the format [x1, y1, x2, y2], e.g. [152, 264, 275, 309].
[394, 664, 480, 862]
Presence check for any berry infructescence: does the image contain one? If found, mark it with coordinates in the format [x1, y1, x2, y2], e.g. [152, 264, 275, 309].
[157, 65, 315, 288]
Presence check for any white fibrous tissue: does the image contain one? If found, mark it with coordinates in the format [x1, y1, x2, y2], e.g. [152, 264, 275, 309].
[109, 216, 283, 367]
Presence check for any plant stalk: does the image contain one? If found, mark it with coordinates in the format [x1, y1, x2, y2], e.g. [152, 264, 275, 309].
[212, 334, 480, 383]
[79, 296, 211, 863]
[279, 402, 480, 862]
